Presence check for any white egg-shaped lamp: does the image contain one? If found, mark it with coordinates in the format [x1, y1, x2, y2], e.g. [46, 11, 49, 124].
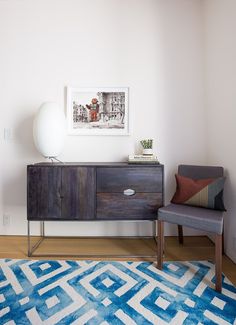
[33, 102, 66, 159]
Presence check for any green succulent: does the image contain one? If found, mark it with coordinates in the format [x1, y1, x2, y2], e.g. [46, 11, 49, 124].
[140, 139, 153, 149]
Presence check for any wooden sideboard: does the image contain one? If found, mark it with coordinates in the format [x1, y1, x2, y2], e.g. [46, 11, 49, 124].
[27, 162, 164, 256]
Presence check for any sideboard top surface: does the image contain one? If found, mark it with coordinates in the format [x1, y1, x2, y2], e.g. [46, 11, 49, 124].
[28, 162, 164, 168]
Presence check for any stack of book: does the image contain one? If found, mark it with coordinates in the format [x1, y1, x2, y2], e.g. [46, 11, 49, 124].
[128, 155, 159, 164]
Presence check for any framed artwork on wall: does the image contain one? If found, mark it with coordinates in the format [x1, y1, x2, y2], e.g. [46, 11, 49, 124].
[67, 87, 129, 136]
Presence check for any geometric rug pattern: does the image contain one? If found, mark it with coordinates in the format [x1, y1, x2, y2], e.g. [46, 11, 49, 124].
[0, 259, 236, 324]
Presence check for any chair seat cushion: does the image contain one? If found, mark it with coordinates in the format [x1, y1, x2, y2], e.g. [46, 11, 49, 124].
[158, 204, 224, 234]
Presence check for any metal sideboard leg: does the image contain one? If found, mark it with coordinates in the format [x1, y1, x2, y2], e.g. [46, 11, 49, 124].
[41, 221, 45, 237]
[27, 220, 157, 258]
[27, 220, 31, 257]
[27, 221, 44, 257]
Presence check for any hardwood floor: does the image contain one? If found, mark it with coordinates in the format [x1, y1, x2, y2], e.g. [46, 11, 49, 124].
[0, 235, 235, 285]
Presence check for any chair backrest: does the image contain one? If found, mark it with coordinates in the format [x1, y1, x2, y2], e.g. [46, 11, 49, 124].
[178, 165, 224, 179]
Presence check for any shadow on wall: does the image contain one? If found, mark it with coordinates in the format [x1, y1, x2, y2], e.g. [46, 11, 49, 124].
[3, 112, 41, 207]
[15, 113, 39, 158]
[223, 168, 233, 252]
[103, 221, 153, 237]
[3, 171, 26, 207]
[64, 87, 67, 116]
[164, 165, 178, 204]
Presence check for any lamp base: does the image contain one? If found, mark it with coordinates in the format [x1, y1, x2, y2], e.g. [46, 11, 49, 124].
[45, 156, 64, 163]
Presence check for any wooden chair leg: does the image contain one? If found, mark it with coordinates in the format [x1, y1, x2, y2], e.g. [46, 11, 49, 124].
[157, 220, 164, 269]
[222, 227, 224, 255]
[215, 234, 222, 292]
[178, 225, 184, 244]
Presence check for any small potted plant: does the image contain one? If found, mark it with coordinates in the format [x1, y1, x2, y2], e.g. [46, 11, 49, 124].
[140, 139, 153, 155]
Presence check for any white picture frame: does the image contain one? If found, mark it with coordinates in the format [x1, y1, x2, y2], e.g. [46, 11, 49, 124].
[67, 87, 129, 136]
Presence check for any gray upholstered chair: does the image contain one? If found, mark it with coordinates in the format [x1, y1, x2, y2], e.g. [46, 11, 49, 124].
[157, 165, 225, 292]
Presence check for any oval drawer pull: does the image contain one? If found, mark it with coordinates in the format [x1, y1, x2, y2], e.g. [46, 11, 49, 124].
[123, 189, 136, 196]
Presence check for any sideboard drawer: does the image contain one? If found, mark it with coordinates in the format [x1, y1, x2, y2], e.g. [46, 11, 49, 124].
[97, 193, 162, 220]
[97, 167, 162, 193]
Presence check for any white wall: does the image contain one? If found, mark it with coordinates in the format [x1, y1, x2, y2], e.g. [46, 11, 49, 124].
[0, 0, 206, 237]
[205, 0, 236, 262]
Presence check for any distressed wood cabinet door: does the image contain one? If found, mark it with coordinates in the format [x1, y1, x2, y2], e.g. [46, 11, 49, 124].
[61, 167, 96, 220]
[27, 166, 62, 220]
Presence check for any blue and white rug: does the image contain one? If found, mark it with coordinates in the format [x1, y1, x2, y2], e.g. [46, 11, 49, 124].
[0, 259, 236, 324]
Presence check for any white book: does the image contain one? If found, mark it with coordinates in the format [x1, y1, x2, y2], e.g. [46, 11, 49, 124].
[128, 155, 158, 161]
[128, 155, 159, 164]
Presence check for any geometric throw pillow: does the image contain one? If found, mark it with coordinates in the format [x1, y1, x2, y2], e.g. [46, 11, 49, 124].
[171, 174, 226, 211]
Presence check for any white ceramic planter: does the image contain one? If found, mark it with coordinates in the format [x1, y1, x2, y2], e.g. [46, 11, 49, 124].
[142, 148, 153, 155]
